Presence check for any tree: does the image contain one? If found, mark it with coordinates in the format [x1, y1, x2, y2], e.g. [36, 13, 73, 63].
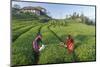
[80, 13, 95, 25]
[68, 12, 79, 19]
[80, 13, 85, 23]
[12, 4, 20, 9]
[72, 12, 77, 19]
[66, 15, 69, 19]
[12, 4, 20, 15]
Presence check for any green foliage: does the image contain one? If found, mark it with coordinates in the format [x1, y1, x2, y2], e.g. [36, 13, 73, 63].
[12, 18, 96, 66]
[38, 44, 74, 64]
[12, 25, 33, 42]
[66, 12, 95, 25]
[12, 26, 41, 66]
[12, 6, 51, 22]
[12, 12, 38, 20]
[49, 22, 95, 62]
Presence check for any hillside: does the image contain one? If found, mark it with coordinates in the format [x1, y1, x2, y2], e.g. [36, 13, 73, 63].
[12, 19, 96, 66]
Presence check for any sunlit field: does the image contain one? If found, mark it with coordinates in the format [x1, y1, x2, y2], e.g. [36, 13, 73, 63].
[12, 1, 96, 66]
[12, 19, 96, 66]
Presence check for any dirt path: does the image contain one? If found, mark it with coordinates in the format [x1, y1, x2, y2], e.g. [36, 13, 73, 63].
[33, 25, 44, 64]
[34, 24, 77, 64]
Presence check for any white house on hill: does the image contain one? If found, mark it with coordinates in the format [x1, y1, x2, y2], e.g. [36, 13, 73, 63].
[20, 6, 47, 16]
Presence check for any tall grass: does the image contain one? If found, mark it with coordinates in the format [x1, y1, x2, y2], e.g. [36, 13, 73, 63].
[12, 19, 96, 66]
[49, 22, 96, 62]
[12, 26, 41, 66]
[12, 25, 34, 42]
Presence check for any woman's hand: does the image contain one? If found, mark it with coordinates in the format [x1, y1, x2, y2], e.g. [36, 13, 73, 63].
[60, 42, 67, 48]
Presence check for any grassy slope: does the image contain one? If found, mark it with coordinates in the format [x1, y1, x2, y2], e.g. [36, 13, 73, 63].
[12, 20, 96, 66]
[12, 26, 41, 66]
[49, 22, 96, 61]
[38, 25, 74, 64]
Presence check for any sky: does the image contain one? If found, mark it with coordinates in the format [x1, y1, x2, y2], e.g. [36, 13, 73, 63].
[12, 1, 96, 20]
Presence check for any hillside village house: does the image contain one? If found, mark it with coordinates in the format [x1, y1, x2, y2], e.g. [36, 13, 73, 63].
[20, 6, 46, 15]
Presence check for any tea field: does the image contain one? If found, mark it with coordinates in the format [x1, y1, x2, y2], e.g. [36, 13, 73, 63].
[12, 19, 96, 66]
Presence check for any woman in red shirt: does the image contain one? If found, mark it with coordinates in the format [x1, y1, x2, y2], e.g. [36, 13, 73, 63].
[66, 35, 74, 54]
